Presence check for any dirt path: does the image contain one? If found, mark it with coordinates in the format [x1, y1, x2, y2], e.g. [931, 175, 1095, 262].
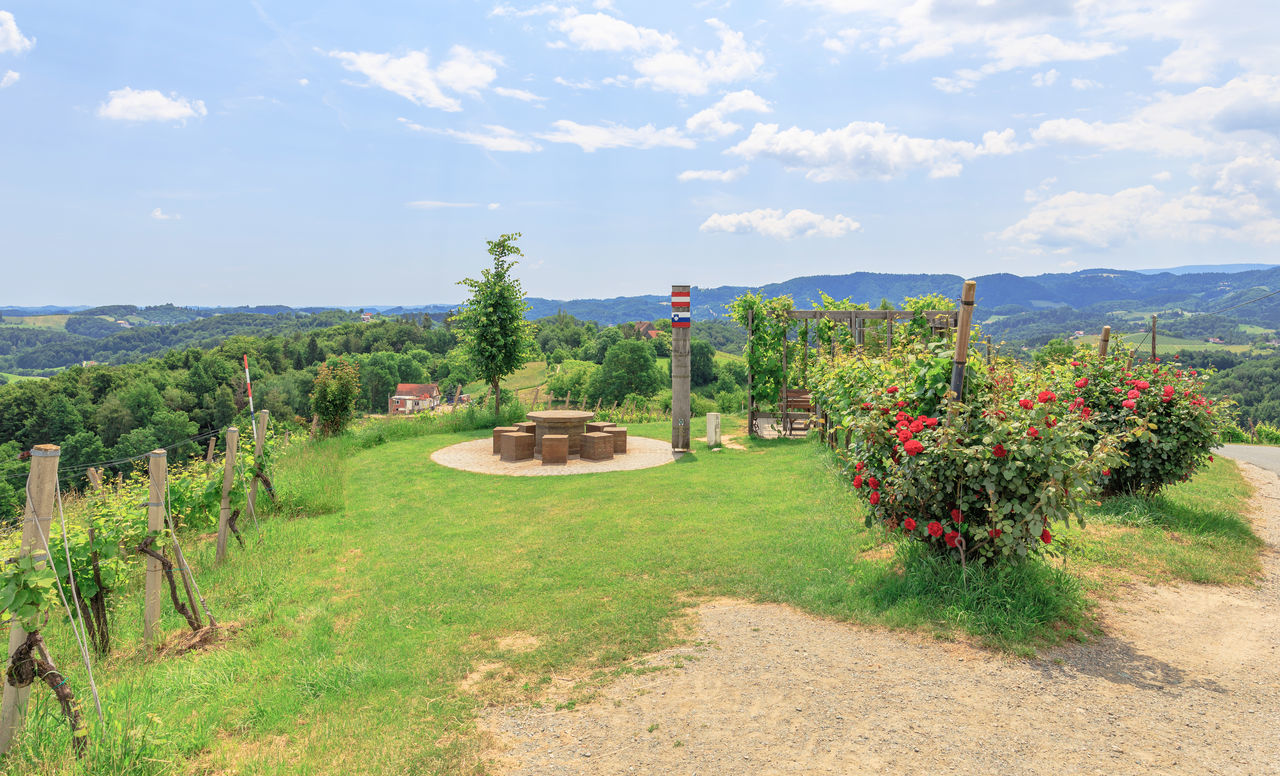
[483, 464, 1280, 775]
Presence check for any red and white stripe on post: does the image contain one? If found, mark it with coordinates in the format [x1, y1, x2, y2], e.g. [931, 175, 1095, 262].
[671, 289, 691, 328]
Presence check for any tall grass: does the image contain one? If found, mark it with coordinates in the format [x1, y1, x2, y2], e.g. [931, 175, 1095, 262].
[347, 400, 529, 450]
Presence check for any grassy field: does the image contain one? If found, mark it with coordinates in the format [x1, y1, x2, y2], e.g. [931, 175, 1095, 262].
[0, 314, 71, 330]
[0, 372, 47, 382]
[1072, 333, 1253, 354]
[5, 418, 1263, 775]
[463, 361, 549, 403]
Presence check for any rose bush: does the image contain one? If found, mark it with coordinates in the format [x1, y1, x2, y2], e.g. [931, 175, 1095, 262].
[1042, 347, 1230, 496]
[812, 341, 1122, 564]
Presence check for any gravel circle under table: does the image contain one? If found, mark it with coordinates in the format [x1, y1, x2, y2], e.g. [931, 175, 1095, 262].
[431, 435, 682, 477]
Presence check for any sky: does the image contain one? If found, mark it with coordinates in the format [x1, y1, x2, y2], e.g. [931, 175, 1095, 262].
[3, 1, 1280, 306]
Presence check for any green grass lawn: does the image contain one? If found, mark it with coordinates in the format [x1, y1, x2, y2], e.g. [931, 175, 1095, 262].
[6, 420, 1263, 775]
[0, 372, 47, 382]
[464, 361, 549, 400]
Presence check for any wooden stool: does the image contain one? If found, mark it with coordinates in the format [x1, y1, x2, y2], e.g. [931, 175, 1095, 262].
[514, 421, 537, 437]
[585, 421, 615, 434]
[606, 426, 627, 454]
[581, 432, 614, 461]
[492, 426, 518, 454]
[500, 432, 534, 462]
[541, 434, 568, 465]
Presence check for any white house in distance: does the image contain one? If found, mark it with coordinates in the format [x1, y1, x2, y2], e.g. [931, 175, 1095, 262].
[388, 383, 441, 414]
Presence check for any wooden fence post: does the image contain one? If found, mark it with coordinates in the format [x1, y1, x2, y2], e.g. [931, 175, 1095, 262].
[949, 281, 978, 399]
[247, 410, 269, 520]
[531, 386, 540, 410]
[0, 444, 59, 752]
[216, 427, 239, 564]
[144, 449, 166, 644]
[1098, 325, 1111, 358]
[746, 307, 755, 437]
[780, 319, 789, 436]
[1151, 315, 1157, 360]
[205, 436, 216, 463]
[802, 320, 809, 389]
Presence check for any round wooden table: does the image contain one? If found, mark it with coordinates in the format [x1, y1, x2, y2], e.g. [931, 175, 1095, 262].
[527, 410, 595, 455]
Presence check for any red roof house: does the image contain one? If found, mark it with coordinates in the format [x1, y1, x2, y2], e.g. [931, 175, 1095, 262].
[388, 383, 441, 415]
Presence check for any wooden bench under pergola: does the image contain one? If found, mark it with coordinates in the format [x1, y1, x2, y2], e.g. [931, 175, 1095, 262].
[746, 308, 961, 438]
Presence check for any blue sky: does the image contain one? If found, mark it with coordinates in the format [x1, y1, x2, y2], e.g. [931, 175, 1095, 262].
[3, 1, 1280, 305]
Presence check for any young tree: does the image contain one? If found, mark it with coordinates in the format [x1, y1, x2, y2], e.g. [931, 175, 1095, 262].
[452, 233, 536, 417]
[311, 358, 362, 435]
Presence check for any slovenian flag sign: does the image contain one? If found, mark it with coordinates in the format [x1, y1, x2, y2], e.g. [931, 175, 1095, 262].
[671, 290, 691, 327]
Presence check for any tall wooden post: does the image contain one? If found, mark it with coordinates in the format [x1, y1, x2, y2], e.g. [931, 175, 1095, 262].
[205, 436, 216, 463]
[1099, 326, 1111, 358]
[780, 320, 789, 435]
[0, 444, 59, 752]
[746, 308, 755, 437]
[671, 285, 691, 451]
[802, 320, 809, 389]
[216, 427, 238, 564]
[144, 450, 166, 643]
[855, 316, 865, 348]
[1151, 315, 1158, 360]
[886, 318, 894, 352]
[247, 410, 269, 519]
[949, 281, 978, 398]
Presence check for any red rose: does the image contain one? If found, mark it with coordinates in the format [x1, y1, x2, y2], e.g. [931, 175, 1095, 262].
[1045, 416, 1057, 428]
[896, 411, 910, 422]
[988, 528, 1002, 539]
[992, 444, 1007, 458]
[1161, 396, 1171, 403]
[1081, 407, 1092, 419]
[861, 402, 874, 410]
[909, 419, 924, 433]
[1209, 455, 1214, 462]
[1153, 356, 1161, 362]
[853, 475, 864, 488]
[868, 476, 879, 489]
[1113, 387, 1122, 394]
[1122, 399, 1136, 409]
[950, 508, 963, 522]
[924, 417, 938, 427]
[927, 521, 943, 537]
[896, 420, 910, 430]
[1163, 385, 1175, 396]
[896, 400, 907, 408]
[887, 385, 899, 394]
[1127, 389, 1141, 399]
[903, 518, 916, 531]
[1074, 377, 1088, 388]
[855, 461, 866, 472]
[868, 491, 881, 505]
[1038, 390, 1056, 404]
[1041, 529, 1052, 544]
[1070, 360, 1080, 366]
[1102, 468, 1111, 476]
[1026, 426, 1039, 438]
[1019, 398, 1034, 410]
[1137, 380, 1149, 390]
[904, 439, 924, 456]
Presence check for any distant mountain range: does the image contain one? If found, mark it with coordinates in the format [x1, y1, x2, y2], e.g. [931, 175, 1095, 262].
[6, 263, 1280, 328]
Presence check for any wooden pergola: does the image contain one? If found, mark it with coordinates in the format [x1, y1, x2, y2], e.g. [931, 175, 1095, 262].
[745, 308, 961, 437]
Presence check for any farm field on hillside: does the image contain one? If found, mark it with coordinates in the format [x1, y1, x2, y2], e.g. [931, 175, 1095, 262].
[0, 314, 71, 330]
[8, 419, 1262, 775]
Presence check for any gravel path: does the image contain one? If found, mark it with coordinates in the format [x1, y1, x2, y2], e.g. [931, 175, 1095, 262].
[430, 436, 681, 477]
[483, 464, 1280, 775]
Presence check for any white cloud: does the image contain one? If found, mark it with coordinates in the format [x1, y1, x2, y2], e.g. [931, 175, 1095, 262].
[97, 88, 207, 122]
[407, 200, 488, 209]
[328, 46, 501, 111]
[700, 208, 861, 239]
[1153, 170, 1173, 181]
[537, 120, 694, 151]
[554, 11, 675, 52]
[678, 166, 748, 182]
[822, 28, 860, 55]
[1070, 77, 1100, 90]
[1000, 184, 1280, 250]
[488, 202, 501, 209]
[298, 78, 310, 86]
[554, 76, 597, 90]
[633, 19, 763, 95]
[726, 122, 1022, 181]
[150, 208, 181, 220]
[0, 70, 17, 89]
[493, 86, 546, 102]
[398, 118, 542, 152]
[1032, 117, 1212, 156]
[1210, 155, 1280, 198]
[1031, 69, 1058, 87]
[0, 11, 33, 54]
[685, 89, 771, 137]
[490, 2, 563, 18]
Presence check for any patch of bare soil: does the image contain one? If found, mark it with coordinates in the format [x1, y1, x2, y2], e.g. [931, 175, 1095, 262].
[483, 465, 1280, 775]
